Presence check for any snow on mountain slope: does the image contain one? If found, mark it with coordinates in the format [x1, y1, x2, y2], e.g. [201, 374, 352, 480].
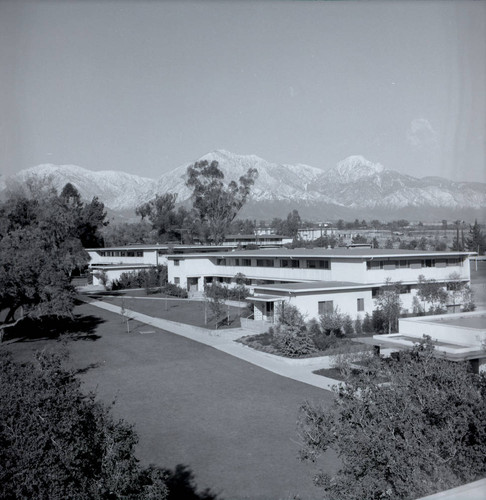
[1, 152, 485, 218]
[7, 164, 157, 210]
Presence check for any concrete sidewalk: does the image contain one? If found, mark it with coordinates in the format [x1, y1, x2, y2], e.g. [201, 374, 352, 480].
[81, 298, 341, 392]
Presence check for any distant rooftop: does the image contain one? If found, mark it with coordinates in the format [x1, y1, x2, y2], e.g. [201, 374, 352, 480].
[172, 247, 472, 259]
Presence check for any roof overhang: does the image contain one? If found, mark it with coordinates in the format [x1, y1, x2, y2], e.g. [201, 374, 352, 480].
[247, 295, 287, 303]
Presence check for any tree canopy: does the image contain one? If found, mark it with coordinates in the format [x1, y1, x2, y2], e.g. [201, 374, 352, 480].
[299, 340, 486, 500]
[136, 193, 194, 243]
[0, 182, 107, 327]
[0, 349, 169, 499]
[186, 160, 258, 244]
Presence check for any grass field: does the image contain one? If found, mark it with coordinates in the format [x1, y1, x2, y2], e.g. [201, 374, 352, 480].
[5, 301, 337, 500]
[88, 292, 248, 330]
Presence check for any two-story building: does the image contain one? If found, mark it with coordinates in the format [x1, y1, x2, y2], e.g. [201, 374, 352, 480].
[166, 248, 472, 321]
[86, 235, 292, 286]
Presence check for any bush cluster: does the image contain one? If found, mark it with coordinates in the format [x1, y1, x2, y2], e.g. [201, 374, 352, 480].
[110, 265, 167, 291]
[251, 305, 386, 358]
[161, 282, 188, 298]
[204, 282, 250, 301]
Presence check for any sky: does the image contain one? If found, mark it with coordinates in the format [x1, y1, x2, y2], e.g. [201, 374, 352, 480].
[1, 0, 485, 183]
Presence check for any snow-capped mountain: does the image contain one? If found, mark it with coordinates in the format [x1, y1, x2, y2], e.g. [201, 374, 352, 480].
[1, 151, 485, 220]
[1, 163, 157, 211]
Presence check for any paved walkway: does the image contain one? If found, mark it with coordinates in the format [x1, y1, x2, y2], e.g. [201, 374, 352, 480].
[80, 297, 341, 392]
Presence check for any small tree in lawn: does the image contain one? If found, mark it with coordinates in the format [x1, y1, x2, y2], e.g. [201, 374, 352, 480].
[374, 278, 402, 333]
[298, 338, 486, 500]
[205, 292, 225, 329]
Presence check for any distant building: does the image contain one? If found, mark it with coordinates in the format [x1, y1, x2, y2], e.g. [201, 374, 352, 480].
[86, 234, 292, 286]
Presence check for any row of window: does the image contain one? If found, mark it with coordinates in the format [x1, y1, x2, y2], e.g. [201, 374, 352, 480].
[216, 258, 330, 269]
[98, 250, 144, 257]
[366, 258, 462, 270]
[318, 298, 365, 315]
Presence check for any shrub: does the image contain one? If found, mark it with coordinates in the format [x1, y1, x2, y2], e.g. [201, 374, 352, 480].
[362, 313, 373, 333]
[343, 314, 354, 336]
[111, 265, 167, 291]
[354, 316, 363, 335]
[161, 282, 188, 298]
[371, 309, 386, 333]
[319, 308, 345, 336]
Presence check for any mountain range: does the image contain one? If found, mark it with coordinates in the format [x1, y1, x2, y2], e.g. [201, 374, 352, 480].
[1, 150, 485, 222]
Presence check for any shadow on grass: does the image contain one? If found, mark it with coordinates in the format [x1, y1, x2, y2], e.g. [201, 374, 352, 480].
[164, 464, 223, 500]
[3, 314, 105, 343]
[73, 362, 101, 376]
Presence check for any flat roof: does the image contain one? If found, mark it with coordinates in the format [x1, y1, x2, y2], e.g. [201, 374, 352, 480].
[87, 244, 235, 252]
[421, 314, 486, 330]
[169, 248, 472, 260]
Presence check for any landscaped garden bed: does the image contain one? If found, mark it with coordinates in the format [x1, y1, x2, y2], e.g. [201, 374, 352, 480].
[236, 332, 365, 359]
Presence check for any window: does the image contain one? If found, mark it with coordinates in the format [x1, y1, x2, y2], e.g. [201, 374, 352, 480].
[234, 259, 240, 266]
[242, 259, 252, 266]
[216, 258, 226, 266]
[174, 259, 180, 266]
[357, 298, 364, 311]
[399, 260, 408, 268]
[291, 260, 300, 268]
[307, 260, 317, 269]
[319, 260, 330, 269]
[256, 259, 274, 267]
[318, 300, 334, 315]
[136, 251, 143, 257]
[280, 259, 289, 267]
[174, 277, 180, 285]
[127, 251, 135, 257]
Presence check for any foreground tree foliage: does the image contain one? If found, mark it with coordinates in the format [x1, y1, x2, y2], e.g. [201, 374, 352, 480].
[0, 349, 168, 499]
[298, 340, 486, 500]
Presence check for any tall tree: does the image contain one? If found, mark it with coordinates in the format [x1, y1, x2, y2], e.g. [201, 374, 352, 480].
[374, 278, 402, 333]
[186, 160, 258, 244]
[466, 220, 486, 255]
[416, 275, 448, 313]
[298, 339, 486, 500]
[136, 193, 195, 243]
[0, 185, 100, 329]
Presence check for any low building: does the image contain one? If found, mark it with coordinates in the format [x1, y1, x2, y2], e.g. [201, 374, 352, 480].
[87, 244, 235, 286]
[373, 311, 486, 373]
[86, 235, 293, 286]
[166, 248, 472, 322]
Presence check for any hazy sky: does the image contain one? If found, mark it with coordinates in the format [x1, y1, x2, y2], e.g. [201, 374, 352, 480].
[1, 0, 485, 182]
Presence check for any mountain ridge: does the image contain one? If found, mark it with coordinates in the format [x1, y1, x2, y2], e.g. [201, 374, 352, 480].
[1, 151, 485, 221]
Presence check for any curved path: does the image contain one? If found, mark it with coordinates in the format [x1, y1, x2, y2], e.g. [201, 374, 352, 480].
[81, 297, 340, 391]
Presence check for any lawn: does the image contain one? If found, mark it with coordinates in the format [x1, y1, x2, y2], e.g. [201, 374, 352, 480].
[87, 293, 248, 330]
[4, 301, 337, 500]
